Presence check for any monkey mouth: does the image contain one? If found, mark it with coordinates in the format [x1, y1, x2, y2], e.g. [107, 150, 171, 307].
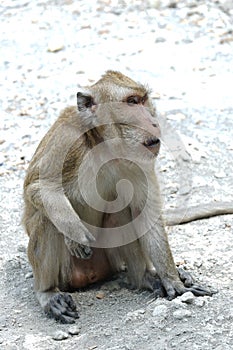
[143, 137, 160, 148]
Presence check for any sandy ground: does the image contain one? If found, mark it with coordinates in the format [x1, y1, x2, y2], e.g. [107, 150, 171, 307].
[0, 0, 233, 349]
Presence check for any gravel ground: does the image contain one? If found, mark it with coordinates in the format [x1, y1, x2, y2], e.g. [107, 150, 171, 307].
[0, 0, 233, 349]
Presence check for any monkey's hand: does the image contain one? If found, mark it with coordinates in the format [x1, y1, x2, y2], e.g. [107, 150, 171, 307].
[64, 236, 93, 259]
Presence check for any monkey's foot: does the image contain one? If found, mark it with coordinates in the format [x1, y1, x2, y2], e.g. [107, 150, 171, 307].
[162, 276, 216, 300]
[177, 267, 217, 296]
[142, 270, 215, 300]
[141, 271, 166, 297]
[65, 237, 92, 259]
[45, 293, 79, 324]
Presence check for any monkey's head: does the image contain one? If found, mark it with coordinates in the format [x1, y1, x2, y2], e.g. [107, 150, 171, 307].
[76, 71, 161, 160]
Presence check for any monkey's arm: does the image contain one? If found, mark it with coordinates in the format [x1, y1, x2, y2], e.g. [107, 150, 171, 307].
[24, 180, 95, 246]
[164, 201, 233, 226]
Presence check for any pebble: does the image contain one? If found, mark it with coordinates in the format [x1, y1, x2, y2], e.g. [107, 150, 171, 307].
[68, 326, 81, 336]
[173, 309, 192, 319]
[52, 330, 69, 341]
[194, 298, 205, 308]
[125, 309, 146, 322]
[25, 272, 33, 279]
[17, 245, 26, 253]
[171, 298, 186, 309]
[96, 291, 105, 299]
[152, 304, 168, 317]
[179, 291, 195, 304]
[47, 40, 64, 53]
[214, 171, 226, 179]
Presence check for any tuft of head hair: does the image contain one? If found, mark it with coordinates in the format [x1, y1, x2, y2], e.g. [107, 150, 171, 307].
[92, 70, 148, 94]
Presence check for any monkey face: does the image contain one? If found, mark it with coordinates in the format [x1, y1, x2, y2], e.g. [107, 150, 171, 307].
[76, 91, 161, 159]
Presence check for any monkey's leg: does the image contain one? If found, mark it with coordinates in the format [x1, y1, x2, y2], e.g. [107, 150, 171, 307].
[103, 209, 147, 287]
[27, 214, 79, 323]
[138, 216, 213, 299]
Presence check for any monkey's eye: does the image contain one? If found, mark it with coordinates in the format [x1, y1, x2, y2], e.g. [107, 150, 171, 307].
[127, 96, 141, 105]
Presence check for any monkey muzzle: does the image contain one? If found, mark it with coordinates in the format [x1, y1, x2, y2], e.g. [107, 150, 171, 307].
[143, 137, 160, 155]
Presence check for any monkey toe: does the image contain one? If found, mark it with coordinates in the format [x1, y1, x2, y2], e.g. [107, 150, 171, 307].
[177, 267, 194, 287]
[186, 284, 217, 297]
[177, 268, 217, 296]
[45, 293, 79, 324]
[142, 272, 166, 297]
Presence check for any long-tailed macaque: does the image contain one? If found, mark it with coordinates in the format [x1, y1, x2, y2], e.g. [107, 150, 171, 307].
[23, 71, 232, 323]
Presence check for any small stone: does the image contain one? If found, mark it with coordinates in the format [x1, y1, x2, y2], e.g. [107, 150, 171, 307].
[125, 309, 146, 322]
[25, 272, 33, 279]
[214, 171, 226, 179]
[171, 298, 186, 309]
[68, 325, 81, 336]
[194, 298, 205, 308]
[52, 330, 69, 341]
[180, 292, 195, 304]
[101, 281, 121, 291]
[173, 309, 191, 319]
[47, 39, 64, 53]
[17, 245, 26, 253]
[96, 291, 105, 299]
[152, 304, 168, 317]
[167, 113, 186, 121]
[155, 37, 166, 43]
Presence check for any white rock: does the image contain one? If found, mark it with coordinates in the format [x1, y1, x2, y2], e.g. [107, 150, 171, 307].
[194, 298, 205, 308]
[125, 309, 146, 322]
[25, 272, 33, 279]
[173, 309, 191, 319]
[171, 298, 186, 309]
[180, 292, 195, 304]
[153, 304, 168, 317]
[52, 330, 69, 341]
[68, 326, 81, 336]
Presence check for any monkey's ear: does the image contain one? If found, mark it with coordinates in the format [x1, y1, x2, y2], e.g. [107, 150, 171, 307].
[77, 92, 95, 111]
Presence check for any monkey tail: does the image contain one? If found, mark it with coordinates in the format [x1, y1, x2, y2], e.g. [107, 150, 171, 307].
[164, 201, 233, 226]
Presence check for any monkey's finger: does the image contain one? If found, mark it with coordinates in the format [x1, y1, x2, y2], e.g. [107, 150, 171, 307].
[74, 245, 93, 259]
